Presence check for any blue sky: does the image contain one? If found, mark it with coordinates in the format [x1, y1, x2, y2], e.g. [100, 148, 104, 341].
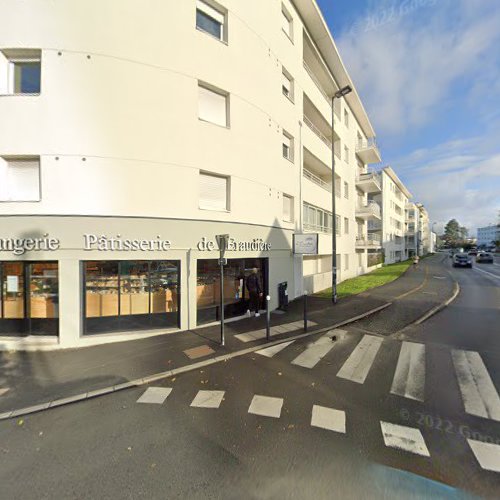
[317, 0, 500, 234]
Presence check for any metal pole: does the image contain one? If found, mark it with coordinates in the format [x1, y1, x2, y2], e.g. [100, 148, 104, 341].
[303, 290, 308, 332]
[331, 97, 338, 304]
[266, 295, 271, 340]
[220, 261, 225, 346]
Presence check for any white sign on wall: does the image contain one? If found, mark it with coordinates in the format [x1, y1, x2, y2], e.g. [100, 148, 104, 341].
[293, 234, 318, 255]
[6, 275, 19, 293]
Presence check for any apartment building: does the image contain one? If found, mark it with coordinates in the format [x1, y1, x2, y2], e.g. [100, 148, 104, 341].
[405, 202, 420, 257]
[477, 225, 500, 248]
[368, 167, 410, 264]
[416, 204, 430, 255]
[0, 0, 381, 349]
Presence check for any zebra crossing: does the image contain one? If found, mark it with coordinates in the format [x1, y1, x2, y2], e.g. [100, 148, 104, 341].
[134, 384, 500, 473]
[255, 330, 500, 419]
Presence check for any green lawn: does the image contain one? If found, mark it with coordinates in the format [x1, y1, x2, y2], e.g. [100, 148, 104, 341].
[315, 260, 413, 299]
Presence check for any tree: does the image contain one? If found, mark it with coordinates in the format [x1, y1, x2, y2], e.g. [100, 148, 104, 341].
[443, 219, 461, 247]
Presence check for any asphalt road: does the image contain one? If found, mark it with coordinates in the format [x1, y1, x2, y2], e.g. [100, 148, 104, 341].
[0, 255, 499, 499]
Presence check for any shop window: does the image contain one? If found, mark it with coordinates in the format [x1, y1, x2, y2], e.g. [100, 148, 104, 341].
[198, 82, 229, 127]
[0, 49, 41, 95]
[199, 171, 229, 211]
[196, 0, 227, 42]
[0, 156, 40, 202]
[0, 261, 58, 336]
[84, 260, 180, 334]
[197, 258, 268, 325]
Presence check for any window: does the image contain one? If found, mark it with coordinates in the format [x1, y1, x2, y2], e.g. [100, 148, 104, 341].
[196, 0, 226, 42]
[344, 217, 349, 235]
[282, 131, 294, 162]
[335, 176, 341, 198]
[283, 194, 293, 222]
[344, 145, 349, 164]
[344, 109, 349, 127]
[281, 4, 293, 41]
[282, 67, 294, 101]
[344, 181, 349, 199]
[303, 202, 332, 233]
[335, 214, 341, 235]
[199, 172, 229, 211]
[198, 83, 229, 127]
[0, 156, 40, 201]
[0, 49, 41, 95]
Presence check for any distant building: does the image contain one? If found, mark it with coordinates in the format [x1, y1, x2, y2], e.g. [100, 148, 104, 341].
[477, 225, 500, 248]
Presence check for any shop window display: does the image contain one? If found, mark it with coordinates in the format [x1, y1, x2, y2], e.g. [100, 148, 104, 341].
[84, 260, 180, 334]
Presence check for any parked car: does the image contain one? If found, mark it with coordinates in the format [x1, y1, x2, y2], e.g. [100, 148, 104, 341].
[476, 252, 494, 264]
[468, 249, 478, 256]
[453, 253, 472, 268]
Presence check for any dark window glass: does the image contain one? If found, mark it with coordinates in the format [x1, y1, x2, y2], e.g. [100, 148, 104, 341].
[14, 62, 41, 93]
[196, 10, 222, 39]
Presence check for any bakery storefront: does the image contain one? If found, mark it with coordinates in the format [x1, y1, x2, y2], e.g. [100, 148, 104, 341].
[0, 217, 294, 349]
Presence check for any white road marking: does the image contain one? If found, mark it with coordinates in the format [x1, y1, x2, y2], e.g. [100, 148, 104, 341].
[190, 390, 225, 409]
[390, 342, 425, 402]
[136, 387, 172, 404]
[452, 350, 500, 421]
[0, 388, 9, 397]
[256, 341, 295, 358]
[473, 267, 500, 280]
[235, 321, 317, 343]
[468, 439, 500, 472]
[337, 335, 383, 384]
[248, 395, 283, 418]
[291, 329, 344, 369]
[311, 405, 346, 433]
[380, 421, 430, 457]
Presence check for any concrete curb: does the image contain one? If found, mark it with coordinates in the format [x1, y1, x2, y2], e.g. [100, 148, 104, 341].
[0, 301, 392, 421]
[394, 272, 460, 338]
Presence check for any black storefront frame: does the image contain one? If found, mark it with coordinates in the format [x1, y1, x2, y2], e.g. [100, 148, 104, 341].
[0, 261, 59, 337]
[196, 257, 269, 326]
[82, 259, 181, 335]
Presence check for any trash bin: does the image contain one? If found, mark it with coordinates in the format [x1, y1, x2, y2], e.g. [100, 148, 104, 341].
[278, 282, 288, 310]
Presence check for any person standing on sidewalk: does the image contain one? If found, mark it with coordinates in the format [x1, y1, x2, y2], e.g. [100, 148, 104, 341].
[246, 268, 262, 317]
[413, 254, 420, 268]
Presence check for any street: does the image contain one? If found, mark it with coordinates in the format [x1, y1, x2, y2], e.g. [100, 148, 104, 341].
[1, 256, 499, 499]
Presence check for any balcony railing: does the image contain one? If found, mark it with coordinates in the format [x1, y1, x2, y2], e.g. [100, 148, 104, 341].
[303, 61, 338, 115]
[356, 233, 382, 247]
[303, 168, 332, 192]
[303, 222, 332, 234]
[303, 115, 332, 150]
[356, 201, 381, 218]
[368, 220, 382, 231]
[356, 137, 378, 152]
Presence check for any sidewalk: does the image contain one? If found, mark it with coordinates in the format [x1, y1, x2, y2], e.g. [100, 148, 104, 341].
[0, 254, 453, 417]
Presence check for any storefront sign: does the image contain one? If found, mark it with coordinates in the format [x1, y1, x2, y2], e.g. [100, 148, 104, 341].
[197, 237, 271, 252]
[83, 234, 172, 251]
[0, 235, 60, 255]
[293, 233, 318, 255]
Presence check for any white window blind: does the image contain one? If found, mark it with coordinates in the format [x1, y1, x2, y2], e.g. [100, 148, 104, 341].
[282, 132, 293, 161]
[198, 84, 228, 127]
[197, 0, 225, 24]
[283, 194, 293, 222]
[282, 71, 292, 99]
[199, 172, 228, 211]
[0, 158, 40, 201]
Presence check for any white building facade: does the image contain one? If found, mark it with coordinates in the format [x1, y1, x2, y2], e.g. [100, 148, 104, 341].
[477, 225, 500, 248]
[0, 0, 381, 349]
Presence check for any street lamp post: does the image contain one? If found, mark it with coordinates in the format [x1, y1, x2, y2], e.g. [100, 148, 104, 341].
[331, 85, 352, 304]
[215, 234, 230, 346]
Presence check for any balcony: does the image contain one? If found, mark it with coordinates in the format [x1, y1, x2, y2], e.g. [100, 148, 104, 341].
[303, 168, 331, 192]
[355, 201, 381, 221]
[356, 170, 381, 193]
[368, 220, 382, 231]
[356, 138, 381, 164]
[303, 115, 332, 149]
[356, 233, 382, 248]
